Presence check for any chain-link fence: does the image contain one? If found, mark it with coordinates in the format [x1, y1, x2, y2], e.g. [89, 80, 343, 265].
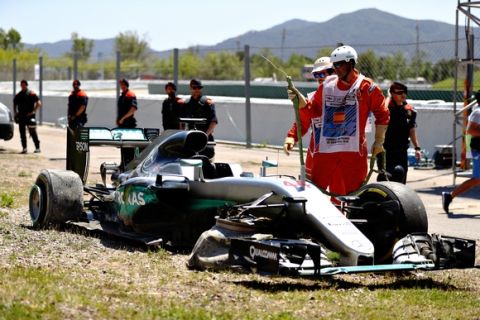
[1, 37, 479, 101]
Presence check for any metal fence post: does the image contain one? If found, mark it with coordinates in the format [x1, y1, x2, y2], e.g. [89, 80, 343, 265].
[12, 59, 16, 100]
[39, 56, 43, 125]
[116, 51, 121, 118]
[244, 45, 252, 148]
[73, 52, 78, 81]
[173, 48, 179, 88]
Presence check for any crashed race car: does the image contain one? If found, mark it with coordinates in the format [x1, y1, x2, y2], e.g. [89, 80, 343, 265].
[28, 124, 476, 276]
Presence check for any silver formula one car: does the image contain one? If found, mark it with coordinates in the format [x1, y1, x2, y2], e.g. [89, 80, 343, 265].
[28, 126, 476, 276]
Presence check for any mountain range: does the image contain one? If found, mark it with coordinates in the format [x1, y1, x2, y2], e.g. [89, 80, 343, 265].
[25, 8, 470, 63]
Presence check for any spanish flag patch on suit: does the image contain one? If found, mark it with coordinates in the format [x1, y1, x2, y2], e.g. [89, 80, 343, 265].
[333, 111, 345, 124]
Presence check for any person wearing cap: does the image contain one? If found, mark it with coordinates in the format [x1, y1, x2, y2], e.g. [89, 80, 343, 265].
[117, 78, 138, 168]
[67, 79, 88, 129]
[162, 82, 184, 130]
[442, 90, 480, 213]
[378, 82, 421, 184]
[183, 79, 218, 158]
[13, 80, 42, 154]
[285, 46, 389, 196]
[284, 56, 334, 155]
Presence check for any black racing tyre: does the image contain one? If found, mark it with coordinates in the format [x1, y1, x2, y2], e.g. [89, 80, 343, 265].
[29, 169, 84, 228]
[350, 181, 428, 263]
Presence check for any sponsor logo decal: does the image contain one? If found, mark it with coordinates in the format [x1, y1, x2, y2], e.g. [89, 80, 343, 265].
[115, 191, 146, 206]
[76, 141, 88, 152]
[249, 245, 278, 261]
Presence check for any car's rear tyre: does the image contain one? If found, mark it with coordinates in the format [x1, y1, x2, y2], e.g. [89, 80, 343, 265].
[29, 169, 83, 228]
[350, 181, 428, 263]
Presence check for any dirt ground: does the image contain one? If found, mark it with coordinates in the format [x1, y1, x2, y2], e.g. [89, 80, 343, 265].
[2, 125, 479, 238]
[0, 125, 479, 261]
[0, 125, 479, 319]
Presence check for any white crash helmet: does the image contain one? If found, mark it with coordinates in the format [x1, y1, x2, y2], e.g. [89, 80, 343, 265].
[330, 45, 358, 64]
[311, 56, 333, 73]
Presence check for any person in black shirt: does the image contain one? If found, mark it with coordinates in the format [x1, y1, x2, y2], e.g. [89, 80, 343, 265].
[13, 80, 41, 154]
[183, 79, 218, 158]
[117, 78, 137, 128]
[117, 78, 138, 168]
[68, 79, 88, 129]
[379, 82, 421, 183]
[162, 82, 184, 130]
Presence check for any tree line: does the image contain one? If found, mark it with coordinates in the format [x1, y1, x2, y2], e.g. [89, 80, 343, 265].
[0, 29, 457, 85]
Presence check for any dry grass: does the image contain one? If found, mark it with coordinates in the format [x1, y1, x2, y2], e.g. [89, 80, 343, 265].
[0, 147, 479, 319]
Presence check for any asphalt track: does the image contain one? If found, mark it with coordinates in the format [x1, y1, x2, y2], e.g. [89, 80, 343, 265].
[2, 125, 479, 242]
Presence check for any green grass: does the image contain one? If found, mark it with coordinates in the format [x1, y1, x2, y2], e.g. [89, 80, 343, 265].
[0, 149, 479, 319]
[433, 70, 480, 91]
[17, 170, 32, 178]
[0, 261, 479, 319]
[0, 192, 14, 208]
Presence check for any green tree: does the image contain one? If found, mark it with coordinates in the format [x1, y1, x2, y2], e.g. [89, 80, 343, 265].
[114, 31, 150, 61]
[69, 32, 93, 61]
[357, 49, 379, 79]
[409, 50, 429, 79]
[0, 28, 22, 50]
[0, 28, 8, 49]
[7, 28, 22, 50]
[178, 51, 202, 79]
[250, 49, 283, 80]
[199, 52, 243, 80]
[379, 52, 408, 81]
[283, 53, 312, 80]
[316, 47, 334, 58]
[431, 59, 455, 83]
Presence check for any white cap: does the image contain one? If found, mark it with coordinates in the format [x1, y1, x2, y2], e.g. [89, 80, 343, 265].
[311, 56, 333, 73]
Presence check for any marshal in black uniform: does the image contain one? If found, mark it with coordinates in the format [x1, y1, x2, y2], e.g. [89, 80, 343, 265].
[117, 78, 138, 168]
[162, 82, 184, 130]
[68, 79, 88, 129]
[13, 80, 41, 153]
[117, 78, 138, 128]
[183, 79, 218, 158]
[380, 82, 421, 184]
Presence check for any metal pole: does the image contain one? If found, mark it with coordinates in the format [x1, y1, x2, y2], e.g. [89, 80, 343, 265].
[12, 59, 16, 100]
[463, 32, 474, 171]
[173, 48, 179, 89]
[244, 45, 252, 148]
[73, 52, 78, 80]
[453, 1, 460, 185]
[116, 51, 121, 117]
[39, 56, 43, 125]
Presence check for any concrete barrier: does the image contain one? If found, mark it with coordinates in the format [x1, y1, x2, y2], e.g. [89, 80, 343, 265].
[0, 92, 463, 157]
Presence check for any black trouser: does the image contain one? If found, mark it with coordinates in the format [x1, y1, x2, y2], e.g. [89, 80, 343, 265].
[385, 149, 408, 184]
[18, 120, 40, 149]
[118, 122, 136, 170]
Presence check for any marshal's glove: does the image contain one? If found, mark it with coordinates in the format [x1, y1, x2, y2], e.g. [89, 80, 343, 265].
[287, 85, 307, 109]
[371, 124, 388, 158]
[283, 137, 295, 155]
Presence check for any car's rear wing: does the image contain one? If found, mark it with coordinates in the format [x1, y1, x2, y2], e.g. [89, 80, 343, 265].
[67, 127, 160, 183]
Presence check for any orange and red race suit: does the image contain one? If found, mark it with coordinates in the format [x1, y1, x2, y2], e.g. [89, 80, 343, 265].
[287, 70, 389, 195]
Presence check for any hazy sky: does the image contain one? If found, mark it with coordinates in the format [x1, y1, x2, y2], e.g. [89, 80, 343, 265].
[0, 0, 470, 51]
